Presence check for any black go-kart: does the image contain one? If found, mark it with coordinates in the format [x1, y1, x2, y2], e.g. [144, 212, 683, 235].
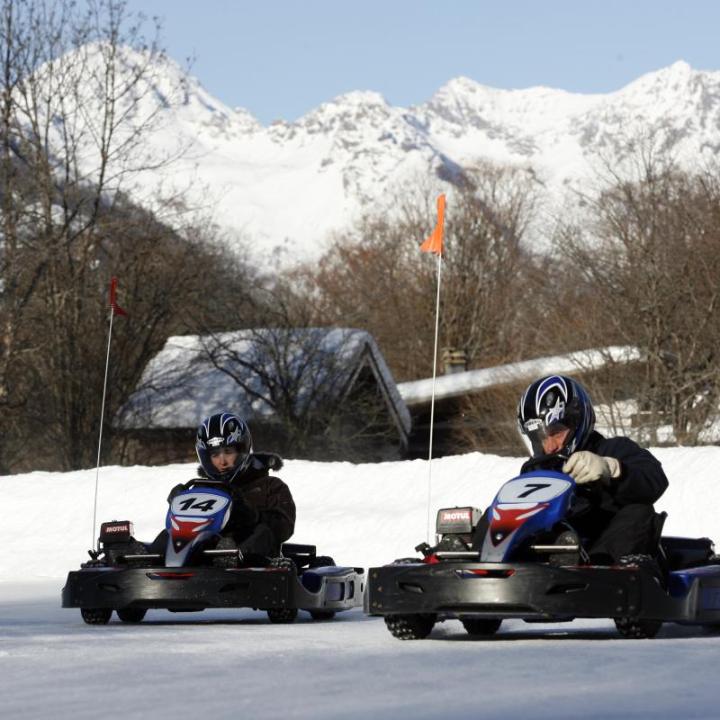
[63, 479, 364, 625]
[366, 463, 720, 640]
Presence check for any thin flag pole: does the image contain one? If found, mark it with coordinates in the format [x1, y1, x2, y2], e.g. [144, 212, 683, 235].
[419, 193, 446, 545]
[92, 305, 115, 551]
[425, 251, 443, 543]
[91, 278, 127, 552]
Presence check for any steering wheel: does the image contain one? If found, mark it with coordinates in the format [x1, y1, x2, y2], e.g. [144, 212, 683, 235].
[522, 452, 569, 473]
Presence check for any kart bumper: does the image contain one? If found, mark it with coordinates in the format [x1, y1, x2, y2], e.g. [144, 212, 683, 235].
[365, 561, 720, 623]
[62, 565, 363, 613]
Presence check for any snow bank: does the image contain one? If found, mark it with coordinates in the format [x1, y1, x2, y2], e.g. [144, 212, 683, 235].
[1, 446, 719, 582]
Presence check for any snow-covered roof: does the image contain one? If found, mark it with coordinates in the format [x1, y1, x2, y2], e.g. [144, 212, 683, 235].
[397, 346, 642, 407]
[118, 328, 411, 436]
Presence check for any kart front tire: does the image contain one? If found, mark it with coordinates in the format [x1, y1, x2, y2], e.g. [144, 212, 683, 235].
[461, 618, 502, 636]
[614, 616, 662, 639]
[117, 608, 147, 623]
[384, 613, 436, 640]
[267, 607, 298, 624]
[80, 607, 112, 625]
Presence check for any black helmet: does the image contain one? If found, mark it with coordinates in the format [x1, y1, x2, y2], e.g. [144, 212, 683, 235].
[517, 375, 595, 458]
[195, 412, 253, 482]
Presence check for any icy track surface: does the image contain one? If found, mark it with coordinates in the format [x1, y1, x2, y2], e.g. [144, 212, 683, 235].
[4, 448, 720, 718]
[2, 582, 719, 720]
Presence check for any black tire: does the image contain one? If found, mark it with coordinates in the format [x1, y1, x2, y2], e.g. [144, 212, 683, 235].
[309, 610, 336, 621]
[548, 529, 581, 567]
[384, 613, 436, 640]
[614, 554, 664, 639]
[117, 608, 147, 623]
[461, 618, 502, 636]
[270, 557, 297, 571]
[619, 554, 665, 586]
[267, 607, 298, 624]
[80, 607, 112, 625]
[211, 535, 242, 568]
[614, 616, 662, 639]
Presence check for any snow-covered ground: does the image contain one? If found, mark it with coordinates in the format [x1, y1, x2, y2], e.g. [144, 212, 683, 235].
[2, 447, 720, 719]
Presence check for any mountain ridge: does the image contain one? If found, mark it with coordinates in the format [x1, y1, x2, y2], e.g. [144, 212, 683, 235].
[28, 46, 720, 266]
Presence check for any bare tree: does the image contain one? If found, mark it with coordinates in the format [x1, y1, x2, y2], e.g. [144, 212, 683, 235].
[440, 163, 539, 366]
[305, 214, 435, 381]
[306, 161, 540, 381]
[0, 1, 258, 472]
[556, 154, 720, 445]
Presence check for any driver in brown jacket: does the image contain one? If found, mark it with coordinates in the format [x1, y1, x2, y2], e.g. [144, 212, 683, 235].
[171, 412, 296, 562]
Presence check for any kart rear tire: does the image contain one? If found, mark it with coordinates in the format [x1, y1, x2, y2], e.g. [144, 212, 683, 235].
[461, 618, 502, 636]
[309, 610, 336, 621]
[80, 607, 112, 625]
[384, 613, 436, 640]
[117, 608, 147, 623]
[267, 607, 298, 624]
[614, 616, 662, 639]
[270, 557, 297, 571]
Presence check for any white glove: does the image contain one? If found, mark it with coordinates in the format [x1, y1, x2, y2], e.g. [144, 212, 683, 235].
[563, 451, 621, 485]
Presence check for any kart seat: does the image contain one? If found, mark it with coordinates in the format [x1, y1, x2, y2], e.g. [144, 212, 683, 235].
[659, 536, 715, 570]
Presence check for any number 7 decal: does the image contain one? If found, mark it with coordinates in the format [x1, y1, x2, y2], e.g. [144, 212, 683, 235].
[517, 483, 551, 498]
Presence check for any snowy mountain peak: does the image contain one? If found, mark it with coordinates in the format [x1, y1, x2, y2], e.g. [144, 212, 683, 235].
[292, 90, 396, 136]
[422, 75, 601, 145]
[42, 48, 720, 267]
[231, 106, 264, 133]
[327, 89, 391, 109]
[621, 59, 706, 96]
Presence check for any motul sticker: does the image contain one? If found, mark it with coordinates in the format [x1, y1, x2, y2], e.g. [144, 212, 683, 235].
[441, 510, 471, 522]
[100, 521, 134, 539]
[104, 523, 130, 533]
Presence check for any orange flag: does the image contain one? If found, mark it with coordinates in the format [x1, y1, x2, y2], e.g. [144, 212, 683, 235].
[420, 193, 446, 256]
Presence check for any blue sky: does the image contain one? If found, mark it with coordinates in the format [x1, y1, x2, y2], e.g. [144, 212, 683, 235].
[124, 0, 720, 125]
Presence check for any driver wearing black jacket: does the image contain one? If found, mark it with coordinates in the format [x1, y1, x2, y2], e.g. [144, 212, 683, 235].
[473, 375, 668, 563]
[168, 412, 296, 562]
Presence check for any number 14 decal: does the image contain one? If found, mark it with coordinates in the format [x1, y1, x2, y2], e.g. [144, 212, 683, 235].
[177, 497, 217, 512]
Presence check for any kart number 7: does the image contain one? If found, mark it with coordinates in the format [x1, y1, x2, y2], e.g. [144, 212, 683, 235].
[497, 477, 572, 503]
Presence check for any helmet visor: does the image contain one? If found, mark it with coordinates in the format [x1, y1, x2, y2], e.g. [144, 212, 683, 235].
[521, 418, 572, 457]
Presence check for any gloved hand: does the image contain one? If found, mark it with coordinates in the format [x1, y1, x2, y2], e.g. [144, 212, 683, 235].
[239, 523, 274, 558]
[563, 451, 621, 485]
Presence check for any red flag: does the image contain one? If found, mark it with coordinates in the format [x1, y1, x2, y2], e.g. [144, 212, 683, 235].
[109, 277, 128, 317]
[420, 193, 446, 256]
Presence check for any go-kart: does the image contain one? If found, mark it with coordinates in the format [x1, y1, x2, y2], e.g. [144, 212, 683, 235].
[63, 479, 364, 625]
[366, 458, 720, 640]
